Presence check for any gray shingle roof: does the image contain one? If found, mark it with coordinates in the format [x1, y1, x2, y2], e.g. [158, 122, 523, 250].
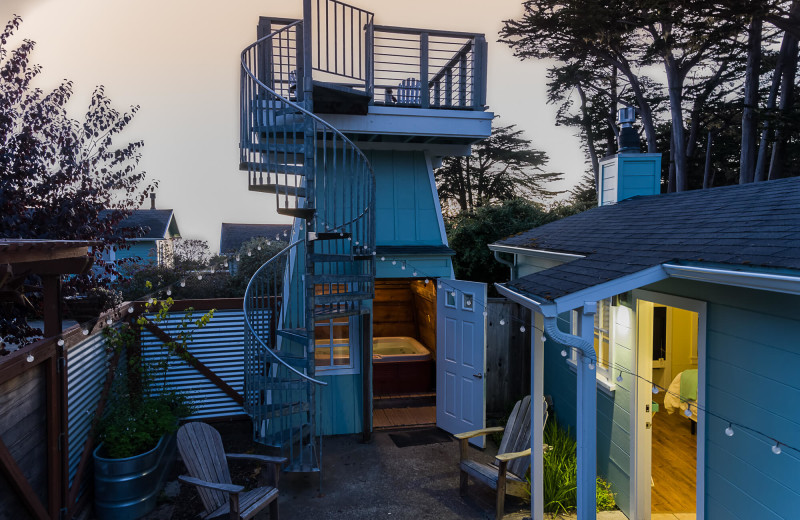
[101, 209, 177, 240]
[220, 223, 292, 253]
[496, 177, 800, 301]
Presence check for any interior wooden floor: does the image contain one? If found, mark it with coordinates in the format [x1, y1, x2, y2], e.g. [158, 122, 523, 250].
[651, 393, 697, 514]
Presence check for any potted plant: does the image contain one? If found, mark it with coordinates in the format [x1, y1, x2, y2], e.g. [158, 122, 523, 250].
[93, 289, 214, 520]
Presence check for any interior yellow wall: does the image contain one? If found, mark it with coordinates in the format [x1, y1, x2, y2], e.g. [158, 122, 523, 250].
[669, 307, 698, 378]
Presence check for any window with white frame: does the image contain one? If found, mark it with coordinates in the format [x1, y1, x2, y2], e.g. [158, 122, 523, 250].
[570, 298, 615, 386]
[314, 316, 359, 374]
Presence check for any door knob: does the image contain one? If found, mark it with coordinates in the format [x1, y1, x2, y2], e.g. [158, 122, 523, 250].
[473, 373, 483, 379]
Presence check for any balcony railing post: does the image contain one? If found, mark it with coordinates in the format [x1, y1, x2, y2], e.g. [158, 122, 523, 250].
[296, 24, 305, 102]
[445, 69, 452, 107]
[365, 18, 374, 102]
[459, 52, 467, 107]
[420, 32, 429, 108]
[257, 18, 273, 89]
[474, 34, 488, 109]
[303, 0, 314, 102]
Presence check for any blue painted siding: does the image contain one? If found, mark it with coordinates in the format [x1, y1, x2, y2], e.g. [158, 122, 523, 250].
[368, 150, 442, 246]
[119, 241, 158, 263]
[545, 306, 634, 517]
[317, 373, 363, 435]
[645, 278, 800, 520]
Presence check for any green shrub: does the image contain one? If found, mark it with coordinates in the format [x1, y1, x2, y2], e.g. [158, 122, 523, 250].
[533, 419, 616, 513]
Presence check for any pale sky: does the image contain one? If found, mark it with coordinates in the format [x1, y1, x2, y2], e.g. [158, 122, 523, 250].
[2, 0, 585, 252]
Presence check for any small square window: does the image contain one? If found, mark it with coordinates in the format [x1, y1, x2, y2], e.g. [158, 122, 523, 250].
[462, 293, 474, 311]
[445, 290, 456, 308]
[314, 317, 351, 368]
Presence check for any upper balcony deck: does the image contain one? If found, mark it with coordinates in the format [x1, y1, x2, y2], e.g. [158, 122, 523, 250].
[254, 1, 491, 146]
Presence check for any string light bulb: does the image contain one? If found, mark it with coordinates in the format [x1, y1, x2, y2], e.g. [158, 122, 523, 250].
[499, 319, 506, 326]
[772, 442, 782, 455]
[197, 274, 203, 280]
[401, 262, 406, 270]
[616, 373, 623, 383]
[257, 245, 262, 251]
[424, 279, 429, 284]
[166, 289, 172, 296]
[26, 354, 34, 363]
[684, 407, 693, 418]
[437, 282, 442, 289]
[588, 361, 595, 370]
[57, 339, 65, 347]
[652, 385, 659, 394]
[106, 317, 113, 325]
[541, 336, 547, 342]
[412, 271, 417, 277]
[128, 306, 134, 313]
[180, 280, 186, 287]
[482, 311, 488, 317]
[520, 325, 526, 332]
[725, 424, 734, 437]
[381, 256, 386, 261]
[82, 329, 89, 336]
[247, 251, 252, 257]
[148, 298, 154, 304]
[392, 260, 397, 265]
[561, 349, 568, 357]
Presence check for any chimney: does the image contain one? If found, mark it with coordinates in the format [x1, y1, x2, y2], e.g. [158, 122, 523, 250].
[150, 192, 156, 210]
[598, 108, 662, 206]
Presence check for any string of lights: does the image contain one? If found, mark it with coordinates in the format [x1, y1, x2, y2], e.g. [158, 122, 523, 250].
[35, 238, 797, 457]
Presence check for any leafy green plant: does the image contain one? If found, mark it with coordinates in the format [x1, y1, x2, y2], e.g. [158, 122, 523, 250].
[98, 286, 214, 458]
[533, 419, 616, 513]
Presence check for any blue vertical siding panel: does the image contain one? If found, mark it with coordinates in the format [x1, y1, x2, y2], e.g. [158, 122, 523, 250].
[644, 279, 800, 520]
[368, 150, 441, 246]
[317, 373, 362, 435]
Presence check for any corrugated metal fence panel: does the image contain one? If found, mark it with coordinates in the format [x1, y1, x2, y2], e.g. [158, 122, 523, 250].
[140, 308, 245, 420]
[67, 330, 112, 486]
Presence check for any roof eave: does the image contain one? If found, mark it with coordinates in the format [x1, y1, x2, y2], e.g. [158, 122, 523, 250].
[488, 243, 584, 262]
[663, 263, 800, 296]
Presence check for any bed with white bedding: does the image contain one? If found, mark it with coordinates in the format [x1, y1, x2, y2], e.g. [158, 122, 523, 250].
[664, 369, 698, 433]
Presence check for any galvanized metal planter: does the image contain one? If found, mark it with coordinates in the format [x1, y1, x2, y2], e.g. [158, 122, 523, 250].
[93, 433, 176, 520]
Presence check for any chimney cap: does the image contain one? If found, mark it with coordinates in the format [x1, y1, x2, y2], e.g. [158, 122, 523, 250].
[617, 106, 636, 126]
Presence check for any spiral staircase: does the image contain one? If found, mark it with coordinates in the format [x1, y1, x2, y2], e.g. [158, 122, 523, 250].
[239, 4, 375, 475]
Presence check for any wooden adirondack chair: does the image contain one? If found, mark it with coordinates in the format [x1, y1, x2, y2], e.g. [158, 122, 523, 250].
[456, 395, 546, 520]
[177, 422, 287, 520]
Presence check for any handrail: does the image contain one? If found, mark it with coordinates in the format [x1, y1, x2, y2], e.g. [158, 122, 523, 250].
[373, 24, 483, 39]
[429, 40, 472, 85]
[243, 240, 327, 386]
[240, 22, 375, 233]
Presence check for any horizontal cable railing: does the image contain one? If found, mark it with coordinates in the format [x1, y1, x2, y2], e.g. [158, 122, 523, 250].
[372, 25, 487, 110]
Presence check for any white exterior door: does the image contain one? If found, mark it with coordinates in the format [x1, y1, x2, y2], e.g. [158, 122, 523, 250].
[436, 279, 487, 447]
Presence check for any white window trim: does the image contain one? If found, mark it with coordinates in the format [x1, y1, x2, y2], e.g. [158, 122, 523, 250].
[314, 316, 360, 376]
[566, 302, 617, 395]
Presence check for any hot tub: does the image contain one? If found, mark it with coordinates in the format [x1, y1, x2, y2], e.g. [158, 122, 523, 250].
[372, 336, 433, 395]
[373, 336, 431, 362]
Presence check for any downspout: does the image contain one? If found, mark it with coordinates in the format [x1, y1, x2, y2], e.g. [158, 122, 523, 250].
[493, 250, 517, 280]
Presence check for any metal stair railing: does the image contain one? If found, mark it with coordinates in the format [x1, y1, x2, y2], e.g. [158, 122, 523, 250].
[240, 11, 376, 476]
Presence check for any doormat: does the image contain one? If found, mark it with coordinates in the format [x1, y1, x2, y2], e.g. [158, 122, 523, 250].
[389, 428, 453, 448]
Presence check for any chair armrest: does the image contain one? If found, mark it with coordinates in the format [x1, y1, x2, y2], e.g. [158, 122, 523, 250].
[178, 475, 244, 494]
[495, 448, 531, 462]
[226, 453, 288, 466]
[453, 426, 504, 440]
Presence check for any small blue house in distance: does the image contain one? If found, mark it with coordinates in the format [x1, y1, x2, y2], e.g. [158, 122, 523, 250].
[219, 223, 292, 254]
[220, 222, 292, 274]
[101, 194, 181, 267]
[492, 138, 800, 520]
[238, 0, 494, 477]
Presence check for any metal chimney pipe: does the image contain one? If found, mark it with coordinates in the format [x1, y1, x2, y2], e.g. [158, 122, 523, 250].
[150, 192, 156, 210]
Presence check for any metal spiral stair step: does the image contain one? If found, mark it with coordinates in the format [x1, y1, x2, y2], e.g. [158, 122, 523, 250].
[309, 253, 372, 263]
[314, 306, 370, 320]
[315, 291, 373, 304]
[239, 162, 306, 176]
[310, 231, 352, 240]
[245, 141, 306, 155]
[249, 183, 307, 197]
[257, 401, 311, 419]
[276, 328, 311, 343]
[251, 123, 305, 135]
[310, 274, 373, 283]
[277, 207, 315, 219]
[259, 422, 312, 450]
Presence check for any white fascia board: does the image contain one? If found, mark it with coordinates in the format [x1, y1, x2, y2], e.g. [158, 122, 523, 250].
[488, 243, 585, 262]
[495, 282, 556, 317]
[662, 263, 800, 296]
[553, 264, 669, 314]
[320, 107, 493, 141]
